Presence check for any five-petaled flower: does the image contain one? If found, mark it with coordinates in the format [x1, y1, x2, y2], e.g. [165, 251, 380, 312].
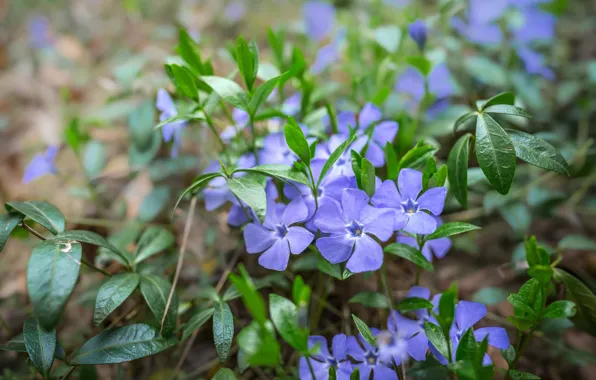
[396, 217, 452, 262]
[299, 334, 353, 380]
[315, 189, 394, 273]
[23, 145, 59, 184]
[156, 89, 187, 157]
[372, 169, 447, 235]
[303, 1, 336, 42]
[347, 329, 398, 380]
[244, 198, 314, 271]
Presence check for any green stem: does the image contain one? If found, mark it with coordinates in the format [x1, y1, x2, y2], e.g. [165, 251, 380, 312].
[307, 165, 319, 212]
[204, 112, 231, 165]
[248, 115, 259, 164]
[414, 267, 421, 286]
[306, 357, 318, 380]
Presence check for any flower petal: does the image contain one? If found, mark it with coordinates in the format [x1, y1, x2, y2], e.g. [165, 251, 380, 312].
[428, 237, 451, 259]
[316, 234, 354, 264]
[308, 335, 330, 359]
[373, 365, 398, 380]
[346, 336, 365, 361]
[404, 211, 437, 235]
[228, 205, 249, 226]
[417, 187, 447, 215]
[332, 334, 348, 361]
[371, 180, 401, 208]
[398, 168, 423, 200]
[360, 206, 395, 242]
[407, 330, 429, 361]
[341, 189, 369, 222]
[346, 234, 383, 273]
[364, 140, 385, 167]
[455, 301, 487, 330]
[286, 227, 314, 255]
[299, 357, 328, 380]
[283, 197, 309, 225]
[408, 286, 431, 300]
[314, 202, 346, 234]
[258, 239, 291, 271]
[474, 327, 509, 349]
[243, 224, 276, 253]
[372, 121, 399, 146]
[359, 103, 382, 129]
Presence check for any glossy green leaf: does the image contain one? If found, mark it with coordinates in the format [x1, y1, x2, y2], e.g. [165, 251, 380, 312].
[424, 322, 450, 359]
[384, 243, 434, 272]
[475, 113, 516, 195]
[94, 273, 140, 326]
[200, 76, 247, 110]
[455, 328, 477, 362]
[229, 265, 267, 324]
[237, 321, 280, 367]
[182, 308, 215, 341]
[438, 285, 456, 333]
[508, 294, 537, 319]
[71, 324, 175, 364]
[5, 201, 65, 235]
[318, 134, 358, 187]
[398, 297, 434, 312]
[479, 92, 515, 111]
[214, 368, 236, 380]
[351, 150, 363, 189]
[422, 157, 437, 190]
[374, 25, 401, 53]
[177, 28, 204, 75]
[134, 227, 175, 265]
[507, 129, 569, 175]
[484, 104, 531, 118]
[56, 230, 130, 266]
[23, 318, 56, 378]
[227, 177, 267, 221]
[528, 265, 553, 284]
[453, 111, 477, 133]
[553, 269, 596, 335]
[543, 300, 576, 319]
[0, 212, 23, 252]
[154, 110, 204, 131]
[270, 294, 308, 351]
[140, 275, 178, 337]
[27, 239, 82, 329]
[351, 314, 375, 346]
[428, 165, 447, 188]
[426, 222, 480, 240]
[398, 145, 437, 171]
[448, 133, 472, 208]
[236, 37, 257, 91]
[236, 164, 310, 186]
[174, 172, 223, 212]
[165, 64, 198, 100]
[384, 142, 398, 181]
[349, 292, 389, 308]
[360, 158, 376, 197]
[350, 368, 360, 380]
[558, 234, 596, 251]
[284, 118, 311, 164]
[213, 302, 234, 362]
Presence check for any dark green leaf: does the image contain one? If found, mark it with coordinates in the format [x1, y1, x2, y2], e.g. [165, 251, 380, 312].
[165, 64, 198, 100]
[284, 118, 311, 165]
[360, 158, 376, 197]
[27, 239, 82, 329]
[553, 269, 596, 335]
[424, 322, 450, 359]
[213, 302, 234, 362]
[484, 104, 531, 118]
[237, 321, 280, 367]
[479, 92, 515, 111]
[177, 28, 204, 75]
[351, 150, 363, 189]
[475, 113, 516, 195]
[398, 297, 434, 312]
[508, 294, 537, 318]
[23, 318, 56, 378]
[428, 165, 447, 188]
[200, 76, 247, 110]
[214, 368, 236, 380]
[174, 172, 223, 212]
[228, 265, 267, 323]
[558, 235, 596, 251]
[384, 243, 434, 272]
[0, 334, 26, 352]
[351, 314, 375, 346]
[236, 164, 310, 186]
[0, 212, 23, 252]
[528, 265, 553, 284]
[349, 292, 389, 308]
[502, 345, 516, 365]
[56, 230, 130, 266]
[328, 365, 337, 380]
[508, 369, 541, 380]
[94, 273, 140, 326]
[455, 328, 477, 361]
[140, 275, 178, 337]
[6, 201, 65, 235]
[270, 294, 308, 352]
[507, 129, 569, 175]
[453, 111, 477, 133]
[406, 56, 432, 76]
[422, 157, 437, 190]
[350, 368, 360, 380]
[472, 288, 509, 305]
[182, 308, 215, 341]
[398, 145, 437, 171]
[438, 285, 456, 333]
[543, 300, 576, 319]
[448, 133, 472, 208]
[70, 324, 175, 365]
[426, 222, 480, 240]
[317, 134, 358, 187]
[133, 227, 175, 265]
[227, 177, 267, 221]
[384, 142, 398, 181]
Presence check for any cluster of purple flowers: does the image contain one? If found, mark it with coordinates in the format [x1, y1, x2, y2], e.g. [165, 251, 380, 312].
[298, 287, 509, 379]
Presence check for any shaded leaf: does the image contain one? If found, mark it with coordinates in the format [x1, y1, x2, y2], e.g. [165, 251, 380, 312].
[553, 269, 596, 335]
[182, 308, 215, 341]
[484, 104, 531, 118]
[0, 212, 23, 252]
[479, 92, 515, 111]
[227, 177, 267, 221]
[140, 275, 178, 337]
[23, 318, 56, 378]
[426, 222, 480, 240]
[448, 133, 472, 208]
[213, 302, 234, 362]
[94, 273, 140, 326]
[5, 201, 64, 235]
[134, 227, 175, 265]
[507, 129, 569, 175]
[349, 292, 389, 308]
[384, 243, 434, 272]
[398, 297, 434, 312]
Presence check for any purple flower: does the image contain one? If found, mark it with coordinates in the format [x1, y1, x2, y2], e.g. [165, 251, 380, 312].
[371, 169, 447, 235]
[311, 29, 345, 74]
[315, 135, 367, 178]
[244, 198, 314, 270]
[468, 0, 509, 25]
[220, 108, 249, 142]
[303, 1, 336, 42]
[450, 17, 504, 45]
[376, 329, 409, 365]
[511, 8, 556, 44]
[315, 189, 394, 273]
[395, 63, 454, 103]
[259, 133, 298, 166]
[431, 301, 510, 364]
[282, 93, 302, 116]
[408, 20, 428, 51]
[517, 46, 555, 80]
[28, 16, 53, 49]
[224, 1, 246, 23]
[396, 218, 452, 262]
[299, 335, 353, 379]
[156, 89, 187, 157]
[23, 146, 59, 184]
[347, 329, 398, 380]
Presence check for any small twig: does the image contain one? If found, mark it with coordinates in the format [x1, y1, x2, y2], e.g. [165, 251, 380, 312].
[61, 366, 76, 380]
[21, 222, 46, 240]
[161, 197, 198, 336]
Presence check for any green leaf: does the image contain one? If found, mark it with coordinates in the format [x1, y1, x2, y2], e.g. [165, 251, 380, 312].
[428, 165, 447, 188]
[528, 265, 553, 284]
[426, 222, 480, 240]
[318, 134, 358, 187]
[94, 273, 140, 326]
[56, 230, 131, 266]
[182, 308, 215, 341]
[448, 133, 472, 208]
[465, 56, 506, 87]
[70, 324, 175, 365]
[351, 314, 375, 347]
[424, 322, 450, 359]
[237, 321, 280, 367]
[214, 368, 236, 380]
[284, 118, 311, 165]
[350, 368, 360, 380]
[213, 302, 234, 362]
[227, 177, 267, 221]
[5, 201, 65, 235]
[438, 284, 456, 333]
[165, 64, 198, 100]
[0, 212, 23, 252]
[475, 113, 516, 195]
[484, 104, 532, 118]
[154, 110, 204, 131]
[200, 76, 247, 110]
[360, 158, 376, 197]
[525, 236, 540, 267]
[228, 265, 267, 324]
[553, 269, 596, 335]
[235, 164, 310, 186]
[269, 294, 308, 352]
[133, 227, 175, 265]
[384, 142, 398, 181]
[472, 288, 508, 305]
[543, 300, 576, 319]
[83, 141, 106, 178]
[317, 258, 343, 280]
[292, 276, 311, 306]
[507, 294, 537, 319]
[374, 25, 401, 53]
[138, 187, 170, 222]
[177, 28, 204, 75]
[351, 150, 363, 189]
[558, 234, 596, 251]
[479, 92, 515, 111]
[384, 243, 434, 272]
[407, 56, 432, 76]
[398, 145, 437, 171]
[507, 129, 569, 175]
[455, 328, 477, 362]
[248, 73, 288, 116]
[64, 117, 86, 154]
[23, 318, 56, 378]
[140, 275, 178, 337]
[502, 345, 516, 365]
[0, 334, 26, 352]
[27, 239, 82, 329]
[398, 297, 434, 312]
[236, 37, 257, 91]
[349, 292, 389, 308]
[422, 157, 437, 190]
[453, 111, 477, 133]
[508, 369, 541, 380]
[174, 172, 223, 212]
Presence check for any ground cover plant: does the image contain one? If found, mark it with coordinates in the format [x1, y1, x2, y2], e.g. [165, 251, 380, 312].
[1, 0, 596, 379]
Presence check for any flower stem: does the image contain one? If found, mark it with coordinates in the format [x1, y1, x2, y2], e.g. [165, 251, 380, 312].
[248, 114, 259, 165]
[306, 357, 318, 380]
[204, 112, 231, 165]
[307, 164, 319, 212]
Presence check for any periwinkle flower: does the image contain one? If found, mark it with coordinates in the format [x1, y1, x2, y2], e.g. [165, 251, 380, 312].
[315, 134, 366, 178]
[303, 1, 336, 42]
[259, 132, 298, 166]
[408, 20, 428, 51]
[396, 217, 452, 262]
[376, 329, 409, 365]
[431, 301, 510, 364]
[223, 1, 246, 23]
[372, 169, 447, 235]
[311, 29, 345, 75]
[450, 0, 508, 45]
[244, 198, 314, 271]
[220, 108, 249, 142]
[23, 146, 59, 184]
[315, 189, 394, 273]
[517, 47, 555, 80]
[511, 7, 556, 44]
[347, 329, 397, 380]
[156, 89, 187, 157]
[282, 93, 302, 116]
[395, 63, 454, 104]
[28, 15, 53, 49]
[299, 334, 353, 379]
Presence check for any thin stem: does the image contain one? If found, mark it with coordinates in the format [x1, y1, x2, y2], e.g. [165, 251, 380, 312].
[414, 267, 421, 286]
[81, 257, 112, 277]
[204, 112, 231, 165]
[307, 165, 319, 212]
[507, 328, 536, 379]
[306, 357, 317, 380]
[248, 115, 259, 164]
[61, 366, 77, 380]
[21, 222, 46, 240]
[160, 197, 197, 335]
[380, 264, 398, 323]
